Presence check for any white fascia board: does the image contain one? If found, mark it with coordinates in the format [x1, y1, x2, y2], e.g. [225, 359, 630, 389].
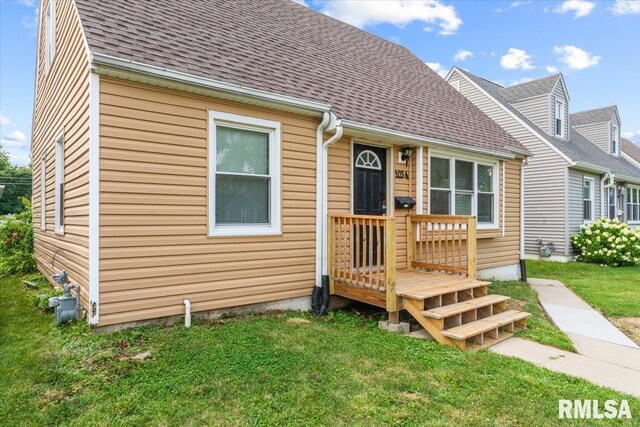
[551, 74, 570, 102]
[621, 152, 640, 168]
[570, 161, 610, 175]
[338, 119, 516, 160]
[614, 174, 640, 186]
[449, 67, 573, 165]
[90, 53, 332, 116]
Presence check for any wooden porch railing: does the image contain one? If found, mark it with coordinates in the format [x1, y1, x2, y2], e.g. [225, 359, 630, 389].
[406, 215, 477, 278]
[328, 214, 397, 311]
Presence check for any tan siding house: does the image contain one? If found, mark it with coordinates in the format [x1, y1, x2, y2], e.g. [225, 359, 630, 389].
[33, 0, 531, 337]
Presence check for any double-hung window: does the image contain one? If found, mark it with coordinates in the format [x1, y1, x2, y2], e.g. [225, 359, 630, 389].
[606, 187, 617, 220]
[208, 111, 281, 236]
[429, 155, 498, 227]
[54, 133, 64, 234]
[45, 0, 56, 71]
[611, 124, 619, 155]
[627, 186, 640, 223]
[555, 100, 564, 138]
[582, 178, 594, 222]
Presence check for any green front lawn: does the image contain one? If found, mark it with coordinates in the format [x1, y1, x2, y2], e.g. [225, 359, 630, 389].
[2, 274, 638, 426]
[527, 260, 640, 318]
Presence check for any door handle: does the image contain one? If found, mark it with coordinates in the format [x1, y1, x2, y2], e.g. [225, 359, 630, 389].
[382, 204, 387, 214]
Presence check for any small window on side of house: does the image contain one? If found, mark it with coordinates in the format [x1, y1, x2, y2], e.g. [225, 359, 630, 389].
[40, 156, 46, 231]
[555, 100, 564, 138]
[44, 0, 56, 72]
[54, 133, 64, 234]
[582, 178, 594, 222]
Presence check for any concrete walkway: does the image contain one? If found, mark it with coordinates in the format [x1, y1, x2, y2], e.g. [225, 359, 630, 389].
[492, 338, 640, 397]
[490, 277, 640, 398]
[528, 278, 638, 348]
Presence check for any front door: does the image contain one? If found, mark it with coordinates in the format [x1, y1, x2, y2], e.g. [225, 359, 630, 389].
[353, 144, 387, 215]
[353, 144, 387, 269]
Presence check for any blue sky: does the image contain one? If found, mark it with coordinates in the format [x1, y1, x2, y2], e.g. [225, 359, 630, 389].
[1, 0, 639, 166]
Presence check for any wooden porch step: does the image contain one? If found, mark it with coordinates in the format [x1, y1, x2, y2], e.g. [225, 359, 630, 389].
[421, 295, 510, 319]
[441, 310, 530, 341]
[397, 278, 490, 300]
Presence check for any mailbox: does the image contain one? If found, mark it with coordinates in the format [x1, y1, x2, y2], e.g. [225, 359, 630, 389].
[394, 196, 416, 210]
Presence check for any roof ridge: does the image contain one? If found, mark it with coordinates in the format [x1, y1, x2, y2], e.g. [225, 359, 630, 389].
[454, 67, 504, 89]
[500, 73, 560, 91]
[570, 105, 618, 115]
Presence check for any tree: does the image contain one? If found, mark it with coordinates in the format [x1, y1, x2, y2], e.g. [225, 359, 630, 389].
[0, 148, 33, 215]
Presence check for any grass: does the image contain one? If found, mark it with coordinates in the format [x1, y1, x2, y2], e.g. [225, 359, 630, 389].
[2, 273, 638, 426]
[489, 280, 575, 352]
[527, 260, 640, 318]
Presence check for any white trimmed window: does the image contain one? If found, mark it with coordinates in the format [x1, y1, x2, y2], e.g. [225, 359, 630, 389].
[582, 177, 594, 222]
[429, 155, 499, 227]
[554, 100, 564, 138]
[40, 156, 46, 231]
[45, 0, 56, 71]
[611, 124, 620, 155]
[208, 111, 281, 236]
[606, 187, 617, 220]
[627, 186, 640, 223]
[54, 133, 64, 234]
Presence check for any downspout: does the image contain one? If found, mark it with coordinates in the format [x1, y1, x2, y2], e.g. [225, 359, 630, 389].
[311, 112, 331, 315]
[519, 158, 528, 282]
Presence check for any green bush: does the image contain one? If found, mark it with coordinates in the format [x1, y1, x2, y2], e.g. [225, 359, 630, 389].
[0, 198, 36, 275]
[571, 218, 640, 266]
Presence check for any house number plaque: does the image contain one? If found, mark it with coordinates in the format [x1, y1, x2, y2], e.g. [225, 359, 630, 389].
[395, 170, 410, 179]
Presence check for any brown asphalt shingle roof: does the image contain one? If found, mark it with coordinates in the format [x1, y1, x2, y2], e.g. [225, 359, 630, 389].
[500, 74, 561, 103]
[622, 138, 640, 164]
[74, 0, 526, 155]
[570, 106, 619, 127]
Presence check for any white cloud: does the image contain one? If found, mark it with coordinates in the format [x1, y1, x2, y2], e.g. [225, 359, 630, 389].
[18, 0, 36, 6]
[500, 48, 534, 70]
[21, 8, 39, 36]
[290, 0, 308, 6]
[8, 152, 31, 167]
[554, 1, 595, 18]
[453, 49, 473, 62]
[319, 1, 463, 36]
[622, 131, 640, 142]
[0, 112, 9, 126]
[553, 45, 601, 70]
[1, 131, 29, 149]
[612, 0, 640, 14]
[4, 130, 26, 142]
[425, 62, 448, 78]
[508, 77, 534, 86]
[546, 66, 559, 73]
[494, 1, 531, 13]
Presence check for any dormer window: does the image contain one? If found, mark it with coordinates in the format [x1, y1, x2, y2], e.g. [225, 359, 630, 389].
[611, 124, 619, 155]
[554, 100, 565, 138]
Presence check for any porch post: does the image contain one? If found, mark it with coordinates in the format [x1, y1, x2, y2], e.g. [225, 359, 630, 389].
[467, 217, 477, 279]
[385, 219, 397, 312]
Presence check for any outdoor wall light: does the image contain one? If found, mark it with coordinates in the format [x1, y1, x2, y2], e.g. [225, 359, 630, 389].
[400, 146, 414, 162]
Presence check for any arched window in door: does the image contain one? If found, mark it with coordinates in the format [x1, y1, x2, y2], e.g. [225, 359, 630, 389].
[355, 150, 382, 170]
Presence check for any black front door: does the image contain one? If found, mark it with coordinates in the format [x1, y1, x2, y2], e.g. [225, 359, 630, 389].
[353, 144, 387, 269]
[353, 144, 387, 215]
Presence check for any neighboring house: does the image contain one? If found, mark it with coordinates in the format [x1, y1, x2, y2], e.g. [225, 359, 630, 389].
[622, 138, 640, 168]
[33, 0, 531, 341]
[446, 69, 640, 262]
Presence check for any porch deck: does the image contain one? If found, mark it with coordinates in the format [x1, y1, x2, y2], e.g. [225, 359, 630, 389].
[329, 213, 530, 350]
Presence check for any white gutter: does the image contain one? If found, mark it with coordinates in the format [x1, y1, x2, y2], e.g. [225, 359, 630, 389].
[315, 112, 331, 287]
[520, 158, 528, 258]
[570, 161, 610, 175]
[614, 174, 640, 186]
[321, 121, 344, 279]
[90, 53, 332, 115]
[338, 119, 517, 160]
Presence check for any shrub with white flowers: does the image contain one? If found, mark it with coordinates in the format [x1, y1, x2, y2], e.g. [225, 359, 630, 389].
[571, 218, 640, 266]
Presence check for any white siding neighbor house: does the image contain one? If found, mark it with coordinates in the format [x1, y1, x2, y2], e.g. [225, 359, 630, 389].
[446, 69, 640, 261]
